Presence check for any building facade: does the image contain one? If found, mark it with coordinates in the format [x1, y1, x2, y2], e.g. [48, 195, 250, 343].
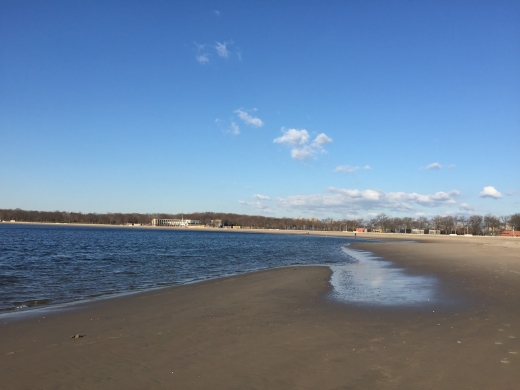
[151, 218, 200, 227]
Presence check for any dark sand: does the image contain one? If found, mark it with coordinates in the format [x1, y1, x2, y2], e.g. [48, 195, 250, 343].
[1, 236, 519, 389]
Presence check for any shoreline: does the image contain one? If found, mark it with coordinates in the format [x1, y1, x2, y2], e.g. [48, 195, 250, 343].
[3, 219, 519, 237]
[2, 238, 520, 388]
[2, 226, 520, 388]
[2, 224, 518, 319]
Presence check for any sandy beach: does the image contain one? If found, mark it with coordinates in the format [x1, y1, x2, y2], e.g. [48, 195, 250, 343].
[2, 235, 519, 389]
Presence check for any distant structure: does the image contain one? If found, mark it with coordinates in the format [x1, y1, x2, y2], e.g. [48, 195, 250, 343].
[499, 230, 519, 237]
[210, 219, 222, 228]
[151, 218, 200, 227]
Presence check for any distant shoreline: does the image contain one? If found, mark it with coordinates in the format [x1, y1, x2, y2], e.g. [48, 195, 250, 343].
[1, 220, 518, 243]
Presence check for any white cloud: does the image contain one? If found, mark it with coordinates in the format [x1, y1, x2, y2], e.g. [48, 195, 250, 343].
[479, 186, 502, 199]
[196, 54, 209, 64]
[276, 187, 461, 213]
[238, 200, 273, 214]
[447, 164, 456, 169]
[334, 164, 372, 173]
[213, 10, 220, 16]
[334, 165, 359, 173]
[312, 133, 332, 146]
[273, 128, 332, 160]
[215, 118, 240, 135]
[229, 122, 240, 135]
[253, 194, 270, 200]
[291, 146, 315, 160]
[423, 162, 442, 170]
[215, 41, 232, 58]
[459, 203, 476, 212]
[273, 129, 310, 146]
[235, 109, 264, 128]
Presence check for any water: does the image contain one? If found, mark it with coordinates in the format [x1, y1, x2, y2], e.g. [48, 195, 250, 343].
[0, 224, 443, 315]
[329, 247, 438, 306]
[0, 224, 353, 313]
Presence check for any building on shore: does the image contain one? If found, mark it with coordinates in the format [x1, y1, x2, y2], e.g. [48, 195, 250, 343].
[151, 218, 200, 227]
[499, 230, 519, 237]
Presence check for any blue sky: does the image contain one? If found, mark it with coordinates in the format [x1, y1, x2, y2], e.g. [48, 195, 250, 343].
[1, 1, 519, 219]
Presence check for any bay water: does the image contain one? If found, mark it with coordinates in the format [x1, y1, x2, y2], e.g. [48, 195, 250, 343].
[0, 224, 439, 315]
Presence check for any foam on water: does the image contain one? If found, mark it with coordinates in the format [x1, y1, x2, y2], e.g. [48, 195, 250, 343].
[329, 246, 438, 306]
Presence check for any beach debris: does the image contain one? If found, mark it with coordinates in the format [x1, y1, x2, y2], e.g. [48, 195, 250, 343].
[457, 341, 461, 344]
[70, 334, 85, 339]
[501, 358, 510, 364]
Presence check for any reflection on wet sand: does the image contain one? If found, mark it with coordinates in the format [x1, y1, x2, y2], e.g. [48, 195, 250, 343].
[330, 246, 438, 306]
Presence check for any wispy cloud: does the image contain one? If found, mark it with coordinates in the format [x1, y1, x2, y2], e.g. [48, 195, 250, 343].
[194, 43, 210, 64]
[229, 122, 240, 135]
[195, 40, 235, 63]
[196, 54, 209, 64]
[213, 10, 220, 16]
[215, 118, 240, 135]
[423, 162, 442, 170]
[421, 162, 456, 170]
[276, 187, 461, 213]
[273, 128, 332, 160]
[334, 165, 372, 173]
[253, 194, 270, 200]
[215, 41, 233, 58]
[235, 109, 264, 128]
[459, 203, 476, 212]
[479, 186, 502, 199]
[216, 109, 264, 135]
[238, 200, 273, 214]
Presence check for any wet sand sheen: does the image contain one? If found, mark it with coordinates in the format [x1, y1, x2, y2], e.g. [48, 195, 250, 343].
[330, 246, 439, 306]
[1, 237, 520, 389]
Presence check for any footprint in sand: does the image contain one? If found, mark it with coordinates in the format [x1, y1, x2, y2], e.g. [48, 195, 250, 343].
[498, 329, 505, 332]
[509, 351, 517, 355]
[495, 342, 503, 345]
[501, 358, 510, 364]
[508, 335, 516, 339]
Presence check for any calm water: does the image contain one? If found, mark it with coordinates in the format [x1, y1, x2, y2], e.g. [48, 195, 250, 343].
[0, 224, 440, 315]
[0, 224, 355, 313]
[330, 247, 438, 306]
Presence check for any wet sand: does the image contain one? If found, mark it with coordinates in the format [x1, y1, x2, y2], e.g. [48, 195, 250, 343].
[1, 236, 520, 389]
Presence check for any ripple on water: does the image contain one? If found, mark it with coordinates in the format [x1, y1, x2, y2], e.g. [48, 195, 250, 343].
[329, 247, 438, 306]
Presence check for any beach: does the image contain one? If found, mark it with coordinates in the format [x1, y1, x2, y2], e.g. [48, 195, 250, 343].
[2, 235, 519, 389]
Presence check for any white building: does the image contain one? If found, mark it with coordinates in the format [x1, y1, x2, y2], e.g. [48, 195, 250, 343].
[151, 218, 200, 227]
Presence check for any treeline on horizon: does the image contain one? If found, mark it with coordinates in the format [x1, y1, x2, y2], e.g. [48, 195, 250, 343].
[1, 208, 519, 235]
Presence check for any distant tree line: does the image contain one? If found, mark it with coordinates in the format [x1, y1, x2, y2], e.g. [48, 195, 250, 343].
[1, 208, 519, 235]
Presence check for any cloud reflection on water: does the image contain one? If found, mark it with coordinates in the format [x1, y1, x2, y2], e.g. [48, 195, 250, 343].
[330, 247, 438, 306]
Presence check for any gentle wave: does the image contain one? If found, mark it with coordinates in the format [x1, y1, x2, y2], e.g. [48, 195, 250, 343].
[0, 224, 356, 313]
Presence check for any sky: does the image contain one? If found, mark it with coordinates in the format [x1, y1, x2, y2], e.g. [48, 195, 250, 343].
[1, 0, 519, 220]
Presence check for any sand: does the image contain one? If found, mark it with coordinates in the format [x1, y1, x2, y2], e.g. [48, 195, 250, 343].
[1, 235, 519, 389]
